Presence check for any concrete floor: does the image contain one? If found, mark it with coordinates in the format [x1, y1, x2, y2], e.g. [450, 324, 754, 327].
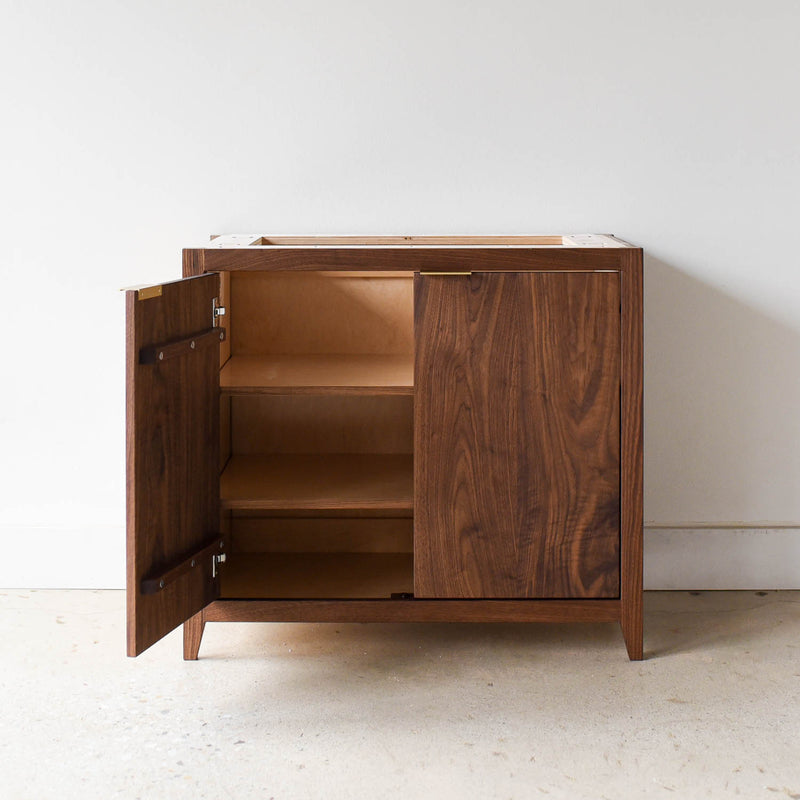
[0, 591, 798, 799]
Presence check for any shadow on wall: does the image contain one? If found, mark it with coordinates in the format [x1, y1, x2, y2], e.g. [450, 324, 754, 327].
[643, 256, 800, 524]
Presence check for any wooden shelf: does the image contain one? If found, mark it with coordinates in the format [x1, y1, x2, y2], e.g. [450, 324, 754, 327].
[220, 354, 413, 395]
[220, 454, 413, 513]
[219, 553, 413, 599]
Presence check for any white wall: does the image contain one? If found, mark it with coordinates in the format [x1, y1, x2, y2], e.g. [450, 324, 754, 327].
[1, 1, 798, 588]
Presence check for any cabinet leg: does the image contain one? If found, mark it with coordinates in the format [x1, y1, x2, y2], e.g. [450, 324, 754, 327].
[183, 610, 206, 660]
[621, 605, 643, 661]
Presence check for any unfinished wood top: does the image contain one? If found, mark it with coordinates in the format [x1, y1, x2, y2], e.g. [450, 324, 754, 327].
[220, 354, 414, 395]
[220, 454, 413, 513]
[206, 234, 633, 248]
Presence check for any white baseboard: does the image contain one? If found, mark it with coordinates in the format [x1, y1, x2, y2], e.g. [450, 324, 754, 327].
[0, 525, 126, 589]
[0, 525, 798, 590]
[644, 527, 800, 590]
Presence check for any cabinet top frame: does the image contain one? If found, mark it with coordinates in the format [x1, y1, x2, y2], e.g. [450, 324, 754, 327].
[184, 234, 641, 275]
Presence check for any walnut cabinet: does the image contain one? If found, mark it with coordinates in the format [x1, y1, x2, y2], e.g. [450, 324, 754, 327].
[126, 235, 643, 660]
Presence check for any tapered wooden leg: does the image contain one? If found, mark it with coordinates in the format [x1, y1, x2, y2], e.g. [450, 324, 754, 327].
[183, 610, 206, 660]
[621, 605, 643, 661]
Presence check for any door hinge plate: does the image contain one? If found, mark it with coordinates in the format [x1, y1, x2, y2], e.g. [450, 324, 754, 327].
[212, 552, 227, 579]
[138, 285, 163, 300]
[213, 297, 227, 326]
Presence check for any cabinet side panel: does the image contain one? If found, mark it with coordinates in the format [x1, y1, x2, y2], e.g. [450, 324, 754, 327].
[620, 249, 644, 659]
[182, 249, 206, 278]
[414, 272, 620, 599]
[126, 274, 221, 656]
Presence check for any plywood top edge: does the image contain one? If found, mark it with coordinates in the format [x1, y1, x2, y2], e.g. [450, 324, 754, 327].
[195, 234, 636, 250]
[120, 272, 217, 294]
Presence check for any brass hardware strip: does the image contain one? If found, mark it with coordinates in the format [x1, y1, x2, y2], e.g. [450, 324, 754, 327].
[419, 271, 472, 276]
[137, 285, 163, 300]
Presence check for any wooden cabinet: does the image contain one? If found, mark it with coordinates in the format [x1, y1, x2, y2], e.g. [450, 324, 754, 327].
[126, 235, 643, 660]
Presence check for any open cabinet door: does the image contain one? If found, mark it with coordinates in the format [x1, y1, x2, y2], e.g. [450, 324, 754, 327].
[126, 274, 224, 656]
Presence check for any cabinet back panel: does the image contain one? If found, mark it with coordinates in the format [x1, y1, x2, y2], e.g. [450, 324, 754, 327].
[219, 553, 414, 599]
[231, 517, 413, 553]
[231, 395, 413, 454]
[229, 272, 413, 355]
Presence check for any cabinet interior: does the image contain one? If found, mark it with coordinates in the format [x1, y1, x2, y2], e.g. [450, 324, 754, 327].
[218, 270, 415, 599]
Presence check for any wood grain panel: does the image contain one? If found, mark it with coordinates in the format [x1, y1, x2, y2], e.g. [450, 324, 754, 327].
[414, 272, 620, 599]
[181, 248, 205, 278]
[203, 247, 621, 273]
[126, 273, 220, 656]
[183, 609, 205, 661]
[619, 249, 644, 659]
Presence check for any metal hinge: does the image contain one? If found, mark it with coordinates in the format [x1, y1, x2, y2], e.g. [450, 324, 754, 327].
[212, 297, 227, 327]
[212, 552, 227, 579]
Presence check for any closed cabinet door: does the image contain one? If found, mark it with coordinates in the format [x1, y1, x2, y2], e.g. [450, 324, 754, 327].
[414, 271, 620, 599]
